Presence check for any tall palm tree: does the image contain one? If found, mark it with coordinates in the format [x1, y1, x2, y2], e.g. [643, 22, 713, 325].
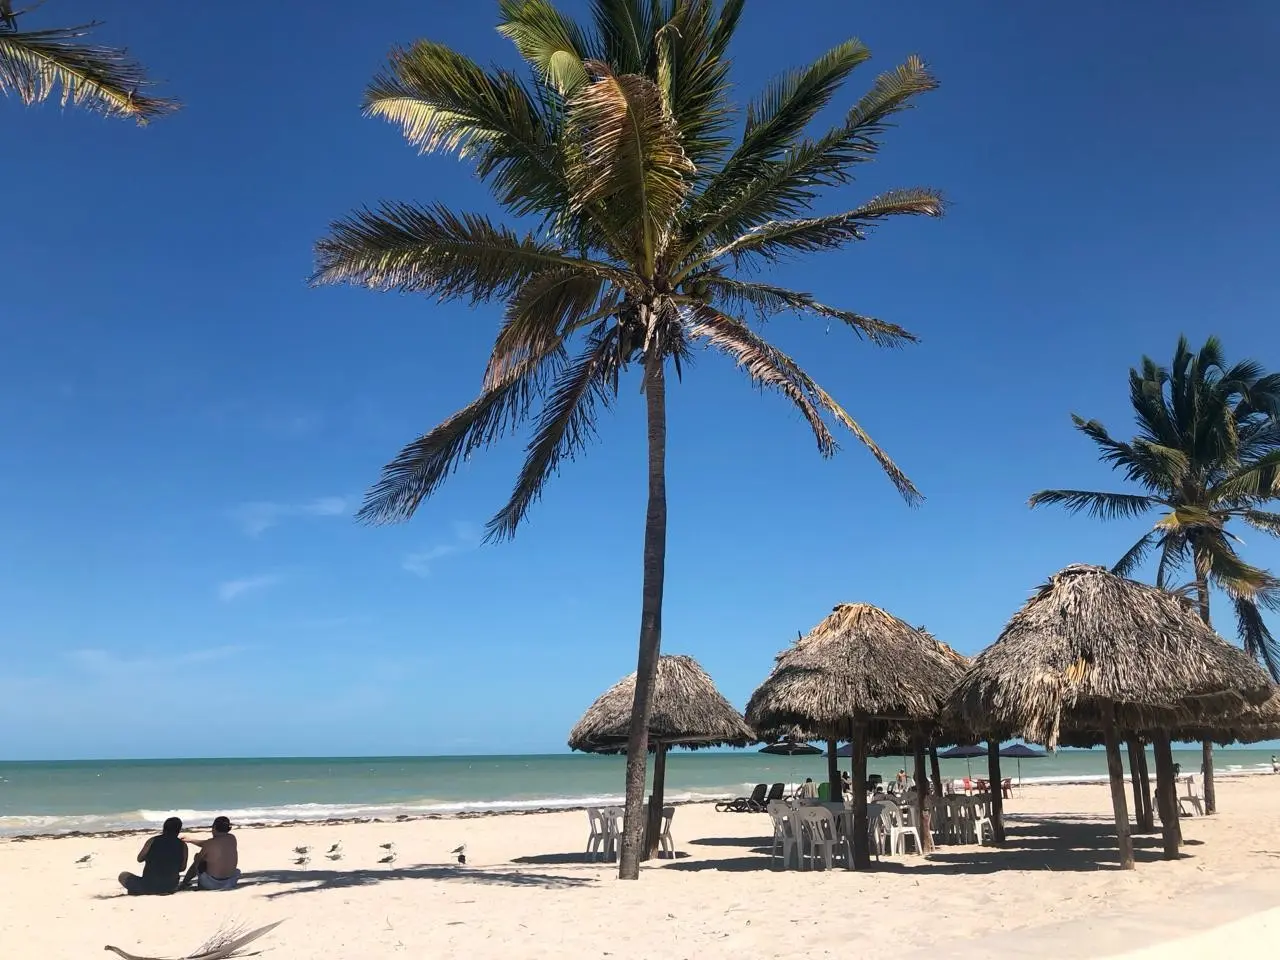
[314, 0, 942, 878]
[1030, 335, 1280, 813]
[0, 1, 176, 122]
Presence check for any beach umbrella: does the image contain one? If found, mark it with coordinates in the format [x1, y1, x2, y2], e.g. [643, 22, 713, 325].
[998, 743, 1047, 784]
[568, 654, 754, 859]
[747, 603, 967, 867]
[938, 743, 986, 777]
[949, 564, 1272, 869]
[759, 740, 822, 756]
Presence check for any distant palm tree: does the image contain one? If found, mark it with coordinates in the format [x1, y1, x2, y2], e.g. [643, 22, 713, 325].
[1030, 335, 1280, 811]
[314, 0, 941, 878]
[0, 1, 176, 122]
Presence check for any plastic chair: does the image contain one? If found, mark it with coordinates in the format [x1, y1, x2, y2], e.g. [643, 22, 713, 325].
[886, 802, 922, 854]
[658, 806, 676, 857]
[600, 806, 625, 859]
[1179, 776, 1205, 817]
[767, 800, 801, 869]
[796, 806, 842, 870]
[585, 807, 609, 861]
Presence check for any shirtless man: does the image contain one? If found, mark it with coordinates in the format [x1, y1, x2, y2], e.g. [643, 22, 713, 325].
[182, 816, 239, 890]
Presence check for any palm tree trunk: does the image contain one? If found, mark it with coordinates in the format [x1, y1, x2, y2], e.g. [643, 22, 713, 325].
[618, 354, 667, 880]
[913, 736, 933, 853]
[850, 719, 870, 869]
[986, 739, 1005, 843]
[1193, 566, 1218, 815]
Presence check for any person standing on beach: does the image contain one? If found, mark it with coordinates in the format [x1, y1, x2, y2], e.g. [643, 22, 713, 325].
[118, 817, 187, 896]
[181, 815, 240, 890]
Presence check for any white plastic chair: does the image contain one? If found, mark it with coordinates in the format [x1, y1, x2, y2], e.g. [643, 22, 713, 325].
[867, 801, 895, 858]
[767, 800, 801, 869]
[886, 802, 922, 854]
[600, 806, 624, 859]
[585, 807, 609, 861]
[796, 806, 841, 870]
[971, 797, 995, 844]
[658, 806, 676, 857]
[1178, 776, 1205, 817]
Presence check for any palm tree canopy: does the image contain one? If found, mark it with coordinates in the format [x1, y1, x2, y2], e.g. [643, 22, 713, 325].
[315, 0, 942, 538]
[1029, 336, 1280, 678]
[0, 2, 177, 122]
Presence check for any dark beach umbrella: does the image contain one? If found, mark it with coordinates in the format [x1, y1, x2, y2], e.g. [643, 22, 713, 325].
[568, 654, 754, 859]
[948, 563, 1273, 869]
[759, 740, 821, 756]
[998, 743, 1047, 783]
[939, 743, 986, 777]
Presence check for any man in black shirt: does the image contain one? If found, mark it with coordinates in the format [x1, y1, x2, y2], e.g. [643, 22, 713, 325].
[118, 817, 188, 896]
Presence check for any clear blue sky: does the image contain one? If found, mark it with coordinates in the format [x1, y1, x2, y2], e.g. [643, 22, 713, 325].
[3, 1, 1279, 760]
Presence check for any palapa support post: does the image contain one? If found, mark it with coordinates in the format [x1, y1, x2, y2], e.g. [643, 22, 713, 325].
[985, 739, 1005, 843]
[1152, 730, 1181, 858]
[1102, 710, 1135, 870]
[913, 736, 934, 853]
[827, 738, 842, 801]
[1136, 743, 1154, 831]
[1126, 740, 1145, 829]
[929, 745, 943, 799]
[851, 719, 871, 869]
[643, 743, 667, 859]
[1201, 740, 1216, 814]
[1127, 740, 1154, 831]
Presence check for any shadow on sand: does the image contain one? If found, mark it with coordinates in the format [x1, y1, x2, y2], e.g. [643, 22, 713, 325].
[238, 863, 596, 899]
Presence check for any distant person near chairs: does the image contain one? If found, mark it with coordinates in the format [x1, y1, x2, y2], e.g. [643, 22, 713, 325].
[118, 817, 187, 896]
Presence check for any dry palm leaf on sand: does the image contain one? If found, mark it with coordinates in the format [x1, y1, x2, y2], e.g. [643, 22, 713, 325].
[104, 920, 284, 960]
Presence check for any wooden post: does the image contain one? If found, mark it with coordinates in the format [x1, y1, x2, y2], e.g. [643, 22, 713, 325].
[930, 745, 943, 800]
[644, 743, 667, 859]
[986, 739, 1006, 843]
[1152, 731, 1181, 858]
[1201, 740, 1216, 814]
[1102, 711, 1134, 870]
[827, 737, 841, 801]
[851, 719, 870, 869]
[1131, 742, 1152, 829]
[1136, 743, 1154, 832]
[912, 736, 934, 852]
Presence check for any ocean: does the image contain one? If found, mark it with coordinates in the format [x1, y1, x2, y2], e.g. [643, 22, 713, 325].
[1, 748, 1274, 837]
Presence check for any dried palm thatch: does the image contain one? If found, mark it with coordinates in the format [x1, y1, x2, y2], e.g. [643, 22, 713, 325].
[104, 920, 284, 960]
[746, 603, 968, 739]
[567, 654, 754, 753]
[949, 565, 1273, 747]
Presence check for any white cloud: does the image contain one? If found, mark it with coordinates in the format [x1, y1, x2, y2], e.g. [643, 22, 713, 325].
[217, 573, 282, 602]
[229, 496, 348, 536]
[402, 522, 481, 577]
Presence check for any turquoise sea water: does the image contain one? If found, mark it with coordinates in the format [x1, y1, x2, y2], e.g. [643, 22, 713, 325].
[0, 749, 1274, 837]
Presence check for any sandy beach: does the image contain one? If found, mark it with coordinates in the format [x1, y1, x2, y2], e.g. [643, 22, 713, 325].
[2, 777, 1278, 958]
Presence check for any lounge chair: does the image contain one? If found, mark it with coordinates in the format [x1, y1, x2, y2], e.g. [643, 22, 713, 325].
[766, 782, 788, 803]
[716, 783, 767, 813]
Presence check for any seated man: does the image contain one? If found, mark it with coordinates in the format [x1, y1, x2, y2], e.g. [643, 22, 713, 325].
[182, 815, 240, 890]
[119, 817, 187, 896]
[795, 777, 818, 799]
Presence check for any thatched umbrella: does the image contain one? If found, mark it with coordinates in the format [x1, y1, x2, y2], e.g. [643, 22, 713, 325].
[950, 564, 1273, 869]
[568, 654, 754, 857]
[747, 603, 967, 867]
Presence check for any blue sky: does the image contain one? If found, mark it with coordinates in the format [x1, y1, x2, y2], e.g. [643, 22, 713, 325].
[3, 1, 1279, 760]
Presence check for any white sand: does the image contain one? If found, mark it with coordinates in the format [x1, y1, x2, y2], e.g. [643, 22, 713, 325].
[2, 777, 1279, 959]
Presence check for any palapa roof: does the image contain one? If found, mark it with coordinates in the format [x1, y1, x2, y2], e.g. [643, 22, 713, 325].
[948, 564, 1274, 748]
[746, 603, 968, 741]
[567, 654, 755, 754]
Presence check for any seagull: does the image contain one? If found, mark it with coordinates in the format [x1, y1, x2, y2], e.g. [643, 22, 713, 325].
[377, 852, 396, 864]
[293, 845, 311, 856]
[326, 842, 342, 855]
[293, 855, 310, 866]
[75, 853, 93, 864]
[378, 842, 395, 851]
[451, 843, 467, 865]
[326, 852, 343, 862]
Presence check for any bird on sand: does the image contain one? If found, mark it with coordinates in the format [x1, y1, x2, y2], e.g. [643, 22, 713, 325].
[451, 843, 467, 865]
[292, 845, 311, 855]
[293, 855, 310, 866]
[75, 853, 93, 864]
[326, 842, 341, 854]
[326, 852, 342, 862]
[377, 852, 396, 864]
[379, 842, 395, 851]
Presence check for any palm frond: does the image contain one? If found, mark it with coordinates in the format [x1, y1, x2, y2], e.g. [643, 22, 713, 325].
[590, 0, 653, 74]
[363, 41, 566, 218]
[1112, 531, 1158, 579]
[1216, 449, 1280, 500]
[358, 335, 571, 525]
[700, 276, 916, 347]
[313, 202, 627, 298]
[565, 61, 694, 273]
[1154, 504, 1221, 535]
[654, 0, 740, 169]
[0, 22, 177, 122]
[1234, 595, 1280, 682]
[1200, 535, 1274, 597]
[1154, 532, 1187, 590]
[695, 188, 942, 267]
[497, 0, 590, 95]
[687, 307, 921, 504]
[1239, 509, 1280, 538]
[1027, 489, 1158, 520]
[485, 270, 616, 388]
[486, 326, 620, 540]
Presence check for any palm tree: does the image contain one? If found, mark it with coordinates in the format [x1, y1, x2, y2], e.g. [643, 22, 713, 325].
[314, 0, 942, 878]
[0, 1, 176, 122]
[1030, 335, 1280, 814]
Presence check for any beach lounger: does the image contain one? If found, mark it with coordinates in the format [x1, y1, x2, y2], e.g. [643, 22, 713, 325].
[766, 782, 788, 803]
[716, 783, 767, 813]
